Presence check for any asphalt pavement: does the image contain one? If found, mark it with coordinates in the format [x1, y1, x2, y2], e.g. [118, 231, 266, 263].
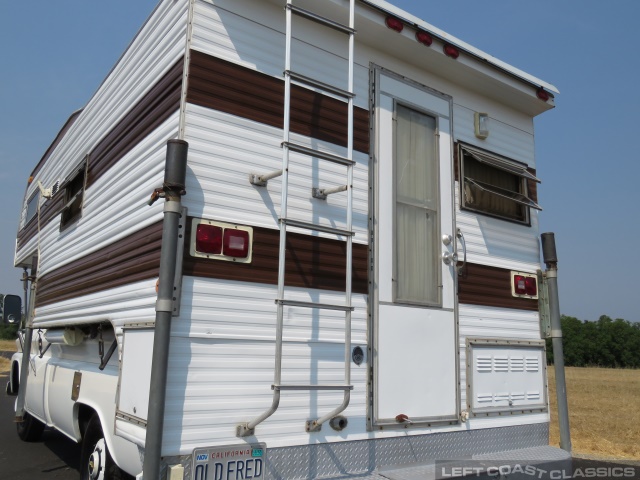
[0, 372, 80, 479]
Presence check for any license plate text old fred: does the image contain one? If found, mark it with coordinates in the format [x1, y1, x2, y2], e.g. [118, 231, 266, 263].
[193, 444, 266, 480]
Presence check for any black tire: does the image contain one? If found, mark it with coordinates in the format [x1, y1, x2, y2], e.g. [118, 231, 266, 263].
[16, 411, 46, 442]
[80, 414, 132, 480]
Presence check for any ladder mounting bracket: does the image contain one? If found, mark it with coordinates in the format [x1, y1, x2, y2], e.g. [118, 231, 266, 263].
[236, 423, 255, 437]
[305, 420, 322, 433]
[312, 187, 327, 200]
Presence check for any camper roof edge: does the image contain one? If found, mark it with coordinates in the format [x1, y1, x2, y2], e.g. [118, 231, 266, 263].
[359, 0, 560, 95]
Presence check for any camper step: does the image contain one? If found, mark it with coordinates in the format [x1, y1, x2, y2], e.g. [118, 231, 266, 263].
[272, 384, 353, 391]
[280, 218, 354, 237]
[283, 142, 355, 166]
[286, 4, 355, 35]
[285, 70, 355, 99]
[276, 299, 354, 312]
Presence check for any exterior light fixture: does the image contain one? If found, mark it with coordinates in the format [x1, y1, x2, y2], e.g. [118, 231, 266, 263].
[474, 112, 490, 139]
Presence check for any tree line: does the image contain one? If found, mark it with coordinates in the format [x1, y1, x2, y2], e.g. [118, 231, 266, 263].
[546, 315, 640, 368]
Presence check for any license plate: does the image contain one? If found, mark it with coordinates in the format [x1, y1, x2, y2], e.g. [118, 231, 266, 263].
[192, 443, 266, 480]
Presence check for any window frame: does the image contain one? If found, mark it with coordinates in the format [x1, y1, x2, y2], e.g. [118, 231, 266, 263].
[59, 157, 88, 231]
[458, 143, 541, 225]
[24, 190, 40, 226]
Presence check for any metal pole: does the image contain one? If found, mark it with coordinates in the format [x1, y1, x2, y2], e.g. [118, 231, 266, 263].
[15, 268, 33, 420]
[143, 140, 188, 480]
[541, 232, 572, 453]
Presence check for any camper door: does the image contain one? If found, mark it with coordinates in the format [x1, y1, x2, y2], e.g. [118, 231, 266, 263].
[371, 69, 458, 427]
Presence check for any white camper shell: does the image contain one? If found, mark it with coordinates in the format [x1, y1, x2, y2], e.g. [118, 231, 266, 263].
[9, 0, 569, 478]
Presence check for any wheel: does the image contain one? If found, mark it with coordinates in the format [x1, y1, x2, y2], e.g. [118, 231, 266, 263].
[80, 414, 131, 480]
[16, 411, 45, 442]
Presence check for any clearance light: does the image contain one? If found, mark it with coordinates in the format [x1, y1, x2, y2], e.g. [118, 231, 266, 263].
[443, 44, 459, 59]
[536, 88, 550, 102]
[223, 229, 250, 258]
[190, 218, 253, 263]
[195, 224, 222, 254]
[416, 31, 433, 46]
[511, 272, 538, 299]
[385, 16, 404, 32]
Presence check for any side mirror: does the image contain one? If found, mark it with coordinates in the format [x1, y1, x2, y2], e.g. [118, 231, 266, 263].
[2, 294, 22, 324]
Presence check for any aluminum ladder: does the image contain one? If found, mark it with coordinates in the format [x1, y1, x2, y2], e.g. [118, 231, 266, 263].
[239, 0, 356, 436]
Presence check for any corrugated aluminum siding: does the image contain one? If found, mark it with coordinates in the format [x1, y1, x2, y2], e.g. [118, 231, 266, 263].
[16, 0, 189, 268]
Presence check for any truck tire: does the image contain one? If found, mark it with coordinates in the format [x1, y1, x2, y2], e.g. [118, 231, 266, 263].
[16, 411, 45, 442]
[80, 414, 132, 480]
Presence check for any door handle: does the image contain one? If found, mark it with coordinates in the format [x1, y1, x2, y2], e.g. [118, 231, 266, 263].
[442, 251, 458, 265]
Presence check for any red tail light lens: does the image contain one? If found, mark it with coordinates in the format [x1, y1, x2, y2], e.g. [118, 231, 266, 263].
[513, 273, 537, 297]
[195, 224, 222, 254]
[416, 31, 433, 46]
[536, 88, 550, 101]
[385, 16, 404, 32]
[514, 275, 527, 295]
[525, 276, 537, 296]
[443, 44, 460, 59]
[223, 229, 250, 258]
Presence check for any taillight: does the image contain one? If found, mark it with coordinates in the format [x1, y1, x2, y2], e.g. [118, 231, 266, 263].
[191, 218, 253, 263]
[443, 44, 459, 59]
[224, 229, 250, 258]
[196, 224, 222, 254]
[385, 16, 403, 32]
[416, 31, 433, 46]
[536, 88, 550, 102]
[512, 272, 538, 298]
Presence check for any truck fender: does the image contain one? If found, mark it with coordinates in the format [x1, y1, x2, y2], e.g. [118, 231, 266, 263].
[74, 400, 143, 476]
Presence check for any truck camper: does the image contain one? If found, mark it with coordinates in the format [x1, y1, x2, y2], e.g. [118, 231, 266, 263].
[7, 0, 569, 478]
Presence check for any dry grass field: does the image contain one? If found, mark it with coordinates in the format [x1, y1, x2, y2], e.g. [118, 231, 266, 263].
[548, 366, 640, 460]
[0, 339, 17, 374]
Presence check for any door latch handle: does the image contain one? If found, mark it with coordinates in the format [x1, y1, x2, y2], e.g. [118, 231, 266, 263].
[442, 251, 458, 265]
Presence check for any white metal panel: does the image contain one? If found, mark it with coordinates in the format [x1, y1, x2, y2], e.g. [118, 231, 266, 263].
[455, 185, 541, 272]
[182, 104, 369, 244]
[163, 276, 368, 452]
[377, 304, 457, 419]
[468, 343, 546, 411]
[32, 279, 157, 328]
[118, 329, 155, 423]
[453, 104, 535, 167]
[458, 304, 543, 410]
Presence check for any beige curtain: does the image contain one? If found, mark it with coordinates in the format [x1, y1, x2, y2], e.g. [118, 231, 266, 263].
[395, 105, 439, 304]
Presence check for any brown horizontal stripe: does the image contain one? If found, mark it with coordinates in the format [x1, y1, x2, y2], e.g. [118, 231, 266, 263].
[17, 58, 184, 251]
[183, 219, 368, 294]
[187, 50, 370, 153]
[458, 262, 538, 311]
[35, 222, 164, 307]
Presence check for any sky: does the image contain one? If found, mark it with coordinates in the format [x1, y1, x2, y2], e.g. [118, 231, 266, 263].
[0, 1, 638, 323]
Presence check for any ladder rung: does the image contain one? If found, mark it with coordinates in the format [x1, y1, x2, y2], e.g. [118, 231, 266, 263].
[283, 142, 354, 166]
[280, 218, 354, 237]
[276, 299, 354, 312]
[286, 70, 354, 99]
[273, 384, 354, 391]
[286, 4, 355, 35]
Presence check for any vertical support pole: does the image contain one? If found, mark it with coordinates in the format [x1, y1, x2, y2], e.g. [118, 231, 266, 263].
[143, 140, 188, 480]
[15, 268, 33, 420]
[541, 232, 572, 453]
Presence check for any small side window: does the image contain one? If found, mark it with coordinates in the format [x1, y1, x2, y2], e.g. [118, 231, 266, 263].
[60, 158, 88, 230]
[25, 191, 39, 225]
[459, 143, 541, 224]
